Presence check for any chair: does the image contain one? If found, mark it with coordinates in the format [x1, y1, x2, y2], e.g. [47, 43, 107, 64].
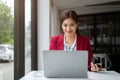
[93, 53, 112, 70]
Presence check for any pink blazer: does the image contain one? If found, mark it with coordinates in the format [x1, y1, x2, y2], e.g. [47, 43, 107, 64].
[49, 34, 93, 70]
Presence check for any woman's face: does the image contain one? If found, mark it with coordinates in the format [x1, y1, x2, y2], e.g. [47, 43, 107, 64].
[62, 18, 78, 37]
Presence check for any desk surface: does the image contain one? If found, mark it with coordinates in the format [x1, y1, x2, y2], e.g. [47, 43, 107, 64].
[20, 71, 120, 80]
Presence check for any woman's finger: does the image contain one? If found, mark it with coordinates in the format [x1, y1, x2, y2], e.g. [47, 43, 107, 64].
[91, 63, 96, 71]
[91, 63, 99, 72]
[94, 64, 99, 71]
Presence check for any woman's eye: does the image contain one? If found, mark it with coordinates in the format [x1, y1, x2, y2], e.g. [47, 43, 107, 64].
[70, 24, 74, 27]
[64, 24, 67, 27]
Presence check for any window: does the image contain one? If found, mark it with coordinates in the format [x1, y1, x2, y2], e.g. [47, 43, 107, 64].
[14, 0, 37, 79]
[0, 0, 14, 80]
[25, 0, 31, 74]
[78, 12, 120, 54]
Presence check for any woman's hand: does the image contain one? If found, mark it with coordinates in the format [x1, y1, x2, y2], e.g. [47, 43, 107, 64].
[91, 62, 100, 72]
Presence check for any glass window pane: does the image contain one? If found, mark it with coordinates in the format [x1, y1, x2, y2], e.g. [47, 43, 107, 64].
[25, 0, 31, 74]
[78, 16, 94, 45]
[96, 14, 115, 45]
[78, 13, 120, 54]
[115, 14, 120, 45]
[0, 0, 14, 80]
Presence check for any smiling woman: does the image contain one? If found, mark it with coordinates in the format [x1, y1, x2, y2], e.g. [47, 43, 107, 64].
[49, 10, 102, 72]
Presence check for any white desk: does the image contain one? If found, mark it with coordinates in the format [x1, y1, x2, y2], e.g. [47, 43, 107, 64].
[20, 71, 120, 80]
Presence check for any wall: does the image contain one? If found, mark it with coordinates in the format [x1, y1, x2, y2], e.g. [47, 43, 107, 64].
[38, 0, 50, 70]
[50, 6, 60, 36]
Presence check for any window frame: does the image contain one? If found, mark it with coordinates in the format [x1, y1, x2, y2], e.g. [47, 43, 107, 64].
[78, 11, 120, 54]
[14, 0, 38, 79]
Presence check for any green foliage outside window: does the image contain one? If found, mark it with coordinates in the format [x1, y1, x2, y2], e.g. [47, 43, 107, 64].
[0, 0, 14, 44]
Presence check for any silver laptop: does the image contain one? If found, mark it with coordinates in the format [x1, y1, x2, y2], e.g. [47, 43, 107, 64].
[42, 50, 88, 78]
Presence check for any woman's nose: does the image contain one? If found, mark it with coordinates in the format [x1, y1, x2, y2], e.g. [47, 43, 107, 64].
[67, 26, 71, 31]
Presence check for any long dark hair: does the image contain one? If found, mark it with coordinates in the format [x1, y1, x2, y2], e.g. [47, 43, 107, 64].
[59, 10, 79, 33]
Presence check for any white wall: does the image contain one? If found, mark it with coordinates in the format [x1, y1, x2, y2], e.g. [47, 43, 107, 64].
[38, 0, 50, 70]
[50, 6, 60, 36]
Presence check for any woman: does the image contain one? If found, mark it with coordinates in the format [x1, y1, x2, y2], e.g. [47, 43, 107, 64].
[49, 10, 99, 72]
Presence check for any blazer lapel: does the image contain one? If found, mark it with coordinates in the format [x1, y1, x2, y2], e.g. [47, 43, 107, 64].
[56, 34, 64, 50]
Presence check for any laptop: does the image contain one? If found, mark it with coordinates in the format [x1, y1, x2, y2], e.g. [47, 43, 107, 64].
[42, 50, 88, 78]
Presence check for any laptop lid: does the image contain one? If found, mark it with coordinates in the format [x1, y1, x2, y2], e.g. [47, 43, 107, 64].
[43, 50, 88, 78]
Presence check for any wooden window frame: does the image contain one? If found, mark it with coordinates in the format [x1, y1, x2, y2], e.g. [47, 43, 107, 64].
[14, 0, 38, 79]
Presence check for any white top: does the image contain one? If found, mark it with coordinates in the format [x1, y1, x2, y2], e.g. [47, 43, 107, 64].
[64, 34, 77, 51]
[20, 71, 120, 80]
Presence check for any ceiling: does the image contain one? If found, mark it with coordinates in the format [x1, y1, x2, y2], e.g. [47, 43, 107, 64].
[52, 0, 120, 9]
